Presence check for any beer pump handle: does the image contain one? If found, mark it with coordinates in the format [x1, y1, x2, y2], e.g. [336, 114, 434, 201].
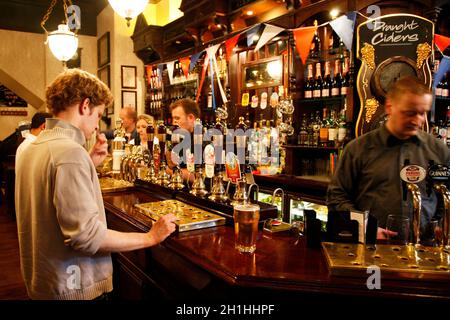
[426, 160, 435, 197]
[402, 159, 410, 201]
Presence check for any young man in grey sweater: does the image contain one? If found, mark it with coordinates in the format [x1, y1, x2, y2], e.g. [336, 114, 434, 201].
[15, 69, 176, 300]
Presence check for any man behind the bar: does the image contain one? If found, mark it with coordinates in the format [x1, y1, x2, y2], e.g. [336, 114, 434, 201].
[15, 69, 176, 300]
[327, 76, 450, 239]
[103, 106, 140, 145]
[167, 98, 201, 180]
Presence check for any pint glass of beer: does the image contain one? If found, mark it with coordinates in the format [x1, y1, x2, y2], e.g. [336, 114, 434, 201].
[233, 203, 260, 253]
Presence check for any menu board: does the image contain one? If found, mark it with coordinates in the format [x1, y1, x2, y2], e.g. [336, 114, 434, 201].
[0, 85, 27, 107]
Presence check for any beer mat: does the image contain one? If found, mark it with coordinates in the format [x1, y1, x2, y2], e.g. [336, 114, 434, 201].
[99, 177, 134, 193]
[134, 199, 226, 232]
[322, 242, 450, 281]
[263, 221, 292, 233]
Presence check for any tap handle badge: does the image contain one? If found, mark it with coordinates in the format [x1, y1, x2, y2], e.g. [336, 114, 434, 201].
[400, 165, 427, 184]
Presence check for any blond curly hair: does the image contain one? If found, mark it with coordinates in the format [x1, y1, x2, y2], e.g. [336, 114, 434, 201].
[45, 68, 114, 115]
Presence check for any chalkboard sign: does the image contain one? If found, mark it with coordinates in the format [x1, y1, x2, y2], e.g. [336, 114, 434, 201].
[0, 85, 27, 107]
[355, 14, 434, 137]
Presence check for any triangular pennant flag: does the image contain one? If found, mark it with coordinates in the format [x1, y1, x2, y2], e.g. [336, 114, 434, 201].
[293, 26, 317, 65]
[254, 24, 285, 52]
[206, 43, 221, 58]
[329, 11, 357, 52]
[179, 56, 190, 79]
[433, 56, 450, 87]
[247, 24, 261, 47]
[435, 34, 450, 53]
[225, 34, 240, 61]
[166, 60, 175, 85]
[189, 51, 203, 72]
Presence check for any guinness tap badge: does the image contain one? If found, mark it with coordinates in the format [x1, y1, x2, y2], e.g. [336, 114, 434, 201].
[428, 164, 450, 182]
[400, 165, 426, 183]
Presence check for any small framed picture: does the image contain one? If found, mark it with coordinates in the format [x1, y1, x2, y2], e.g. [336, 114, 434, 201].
[121, 90, 137, 110]
[97, 65, 110, 89]
[121, 65, 137, 89]
[98, 32, 110, 67]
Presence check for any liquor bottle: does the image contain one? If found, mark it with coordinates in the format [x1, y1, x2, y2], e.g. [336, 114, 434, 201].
[341, 58, 349, 96]
[298, 114, 309, 146]
[322, 61, 332, 98]
[319, 108, 329, 147]
[312, 111, 321, 147]
[313, 62, 323, 99]
[337, 109, 347, 147]
[304, 64, 314, 99]
[436, 77, 444, 97]
[327, 109, 337, 147]
[443, 106, 450, 147]
[309, 20, 321, 59]
[441, 73, 449, 98]
[146, 121, 155, 156]
[331, 59, 342, 97]
[207, 84, 213, 109]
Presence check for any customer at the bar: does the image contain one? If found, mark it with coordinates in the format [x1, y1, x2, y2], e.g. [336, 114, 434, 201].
[15, 69, 176, 300]
[167, 98, 201, 179]
[15, 111, 52, 165]
[327, 76, 450, 239]
[136, 113, 154, 149]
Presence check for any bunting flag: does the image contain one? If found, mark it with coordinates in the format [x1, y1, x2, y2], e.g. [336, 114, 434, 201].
[206, 43, 221, 59]
[145, 65, 153, 86]
[433, 55, 450, 87]
[157, 64, 164, 83]
[211, 54, 228, 103]
[166, 60, 175, 85]
[293, 26, 317, 64]
[329, 11, 357, 52]
[246, 24, 261, 47]
[435, 34, 450, 53]
[254, 24, 285, 52]
[225, 34, 240, 62]
[179, 56, 190, 79]
[196, 53, 210, 102]
[189, 51, 203, 72]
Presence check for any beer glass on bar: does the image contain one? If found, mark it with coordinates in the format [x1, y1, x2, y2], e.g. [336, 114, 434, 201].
[233, 203, 260, 253]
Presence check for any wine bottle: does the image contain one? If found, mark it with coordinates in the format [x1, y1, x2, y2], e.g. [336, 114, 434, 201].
[304, 64, 314, 99]
[331, 59, 342, 97]
[313, 62, 322, 99]
[309, 20, 321, 59]
[322, 61, 332, 98]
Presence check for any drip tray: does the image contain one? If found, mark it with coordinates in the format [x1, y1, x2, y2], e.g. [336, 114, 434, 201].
[322, 242, 450, 281]
[99, 177, 134, 193]
[135, 199, 226, 232]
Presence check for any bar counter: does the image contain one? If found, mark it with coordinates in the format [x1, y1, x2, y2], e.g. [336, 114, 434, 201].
[103, 189, 450, 303]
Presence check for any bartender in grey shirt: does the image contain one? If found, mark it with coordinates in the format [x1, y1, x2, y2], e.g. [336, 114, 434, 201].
[327, 76, 450, 239]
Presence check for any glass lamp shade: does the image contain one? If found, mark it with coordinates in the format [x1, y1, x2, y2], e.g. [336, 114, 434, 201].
[108, 0, 148, 26]
[47, 24, 78, 62]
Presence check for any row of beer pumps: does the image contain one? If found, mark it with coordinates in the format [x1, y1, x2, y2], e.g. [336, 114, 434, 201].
[402, 160, 450, 249]
[110, 117, 273, 208]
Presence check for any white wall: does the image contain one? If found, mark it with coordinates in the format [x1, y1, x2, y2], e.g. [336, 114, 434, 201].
[0, 29, 96, 140]
[97, 5, 145, 128]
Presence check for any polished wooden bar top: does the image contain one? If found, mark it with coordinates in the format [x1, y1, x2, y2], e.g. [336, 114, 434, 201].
[103, 190, 450, 301]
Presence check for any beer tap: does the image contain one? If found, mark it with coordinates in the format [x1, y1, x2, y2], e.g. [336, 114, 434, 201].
[208, 172, 228, 202]
[400, 159, 425, 246]
[272, 188, 285, 221]
[146, 159, 157, 183]
[232, 176, 248, 206]
[112, 119, 126, 180]
[168, 166, 184, 190]
[427, 161, 450, 250]
[248, 183, 260, 203]
[189, 167, 208, 197]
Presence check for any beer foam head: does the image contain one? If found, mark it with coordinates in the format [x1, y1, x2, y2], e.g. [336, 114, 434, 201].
[233, 203, 260, 212]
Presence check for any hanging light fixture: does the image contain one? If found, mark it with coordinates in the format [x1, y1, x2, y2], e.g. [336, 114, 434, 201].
[108, 0, 149, 27]
[41, 0, 78, 66]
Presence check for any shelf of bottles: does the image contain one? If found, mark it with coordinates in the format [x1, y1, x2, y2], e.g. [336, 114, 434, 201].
[431, 54, 450, 147]
[288, 21, 353, 178]
[145, 65, 164, 119]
